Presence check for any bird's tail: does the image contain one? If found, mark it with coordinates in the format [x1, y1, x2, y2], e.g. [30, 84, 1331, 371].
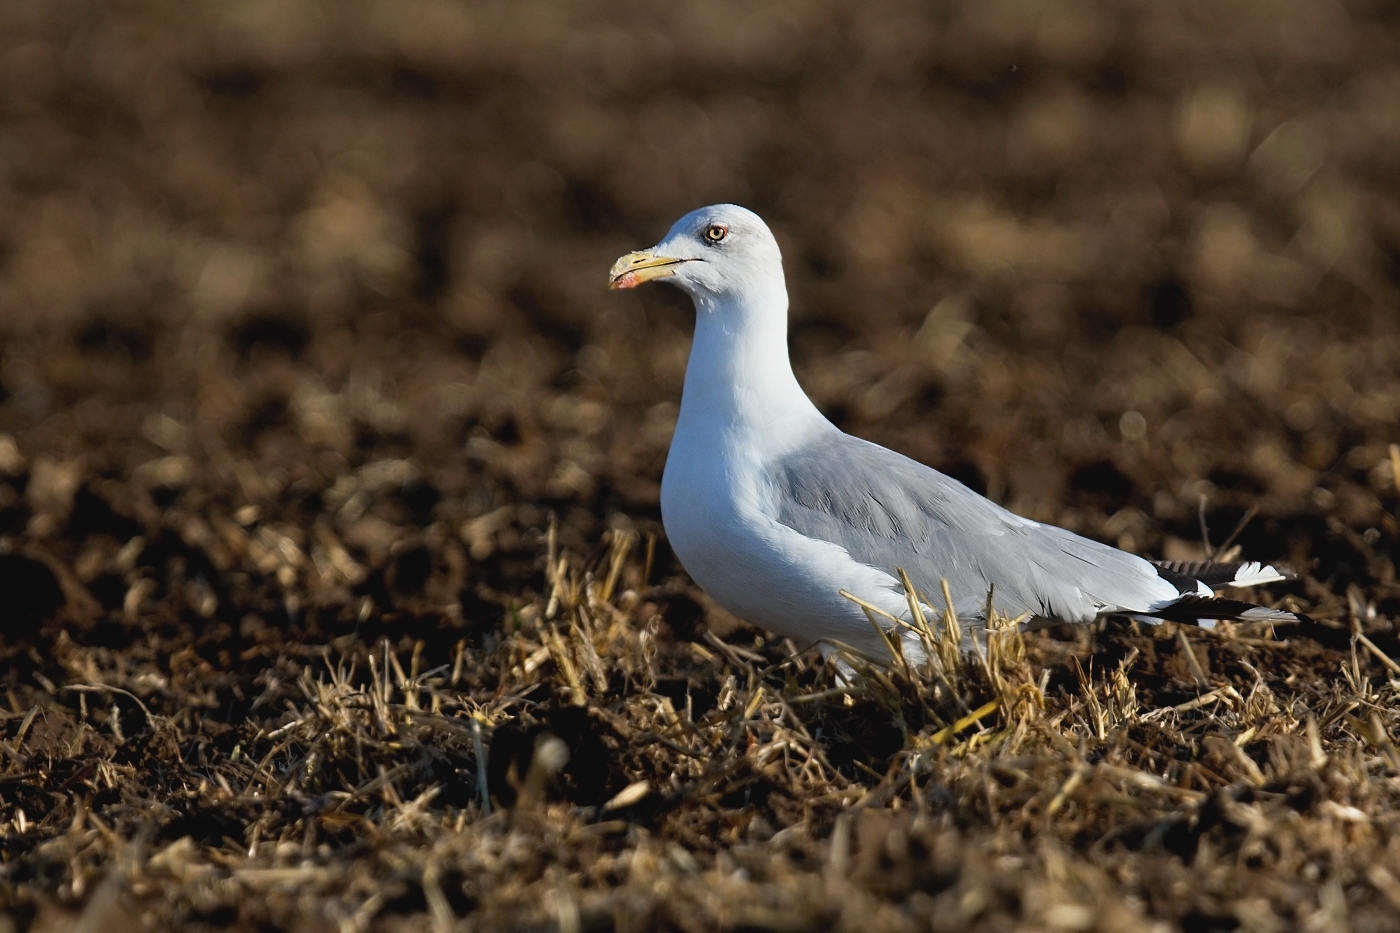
[1142, 559, 1303, 624]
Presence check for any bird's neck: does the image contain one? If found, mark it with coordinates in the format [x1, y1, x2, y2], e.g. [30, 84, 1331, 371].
[676, 290, 829, 452]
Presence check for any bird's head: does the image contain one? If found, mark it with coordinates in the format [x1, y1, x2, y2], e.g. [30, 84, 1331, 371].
[608, 204, 784, 304]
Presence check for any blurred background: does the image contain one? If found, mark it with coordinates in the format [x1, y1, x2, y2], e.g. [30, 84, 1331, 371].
[0, 0, 1397, 636]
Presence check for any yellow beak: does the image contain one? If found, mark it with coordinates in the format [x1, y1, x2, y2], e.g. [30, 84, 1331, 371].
[608, 250, 687, 290]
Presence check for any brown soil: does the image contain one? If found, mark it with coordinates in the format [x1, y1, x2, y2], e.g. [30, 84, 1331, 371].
[1, 1, 1400, 930]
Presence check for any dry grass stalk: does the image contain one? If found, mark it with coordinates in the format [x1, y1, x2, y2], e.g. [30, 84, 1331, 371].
[2, 529, 1400, 931]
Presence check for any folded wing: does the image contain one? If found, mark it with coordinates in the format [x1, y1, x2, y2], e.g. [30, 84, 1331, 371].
[769, 432, 1294, 624]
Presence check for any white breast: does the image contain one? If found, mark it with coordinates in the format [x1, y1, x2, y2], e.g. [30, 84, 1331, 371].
[660, 425, 909, 655]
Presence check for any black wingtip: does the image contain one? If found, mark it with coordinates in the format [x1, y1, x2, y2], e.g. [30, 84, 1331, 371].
[1152, 559, 1293, 592]
[1148, 594, 1309, 625]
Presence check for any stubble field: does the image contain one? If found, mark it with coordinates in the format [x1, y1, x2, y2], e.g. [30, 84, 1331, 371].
[2, 1, 1400, 930]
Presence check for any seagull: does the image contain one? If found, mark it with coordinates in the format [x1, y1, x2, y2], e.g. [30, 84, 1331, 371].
[609, 204, 1295, 661]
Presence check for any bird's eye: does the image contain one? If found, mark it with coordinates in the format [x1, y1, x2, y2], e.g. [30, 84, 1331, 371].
[704, 224, 728, 243]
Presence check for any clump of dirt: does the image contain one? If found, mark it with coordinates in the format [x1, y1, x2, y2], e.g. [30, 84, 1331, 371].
[1, 1, 1400, 930]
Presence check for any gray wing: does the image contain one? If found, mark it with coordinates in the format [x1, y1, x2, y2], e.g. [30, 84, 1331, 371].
[769, 433, 1177, 623]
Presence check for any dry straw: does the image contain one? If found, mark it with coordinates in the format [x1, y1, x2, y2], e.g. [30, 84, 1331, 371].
[4, 530, 1400, 931]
